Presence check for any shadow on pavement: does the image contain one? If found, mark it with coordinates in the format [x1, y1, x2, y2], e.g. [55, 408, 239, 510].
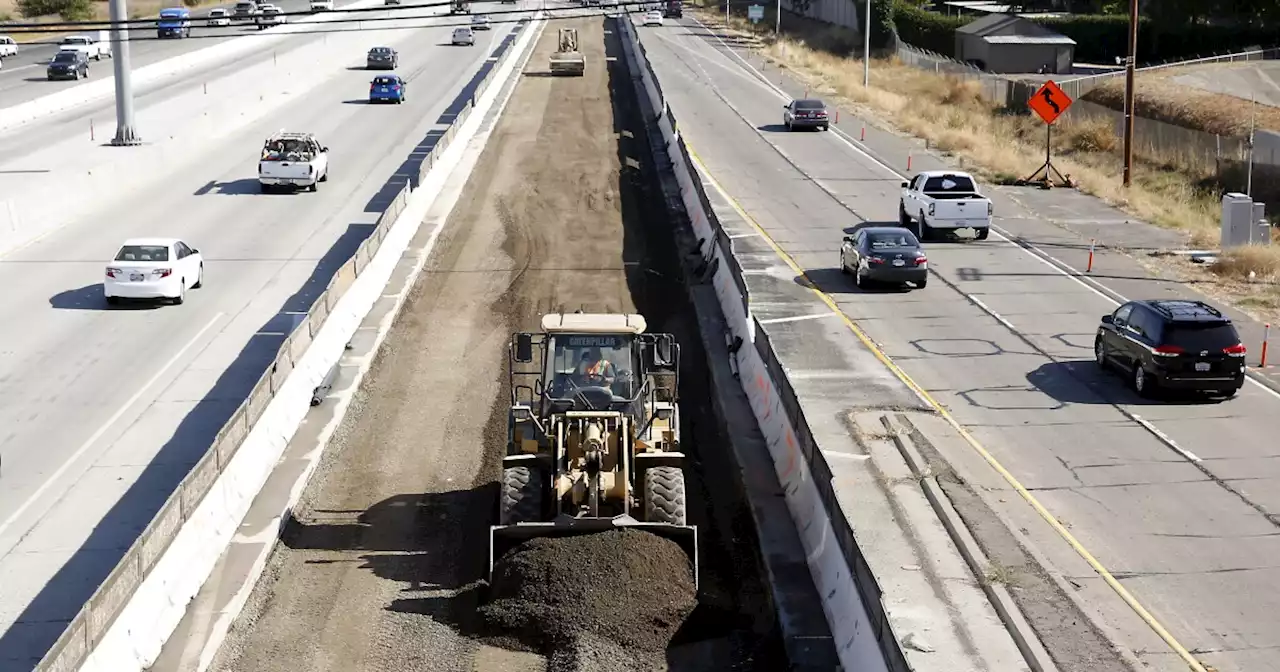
[48, 284, 161, 310]
[0, 18, 532, 668]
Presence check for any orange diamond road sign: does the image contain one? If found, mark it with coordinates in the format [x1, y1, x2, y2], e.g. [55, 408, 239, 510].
[1028, 80, 1073, 125]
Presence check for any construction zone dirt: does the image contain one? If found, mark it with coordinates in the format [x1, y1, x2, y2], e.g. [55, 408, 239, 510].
[207, 14, 783, 672]
[480, 530, 697, 661]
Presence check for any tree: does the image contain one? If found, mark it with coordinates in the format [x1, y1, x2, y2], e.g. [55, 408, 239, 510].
[18, 0, 93, 20]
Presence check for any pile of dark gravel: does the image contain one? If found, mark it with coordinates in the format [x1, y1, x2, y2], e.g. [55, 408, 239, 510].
[479, 529, 698, 663]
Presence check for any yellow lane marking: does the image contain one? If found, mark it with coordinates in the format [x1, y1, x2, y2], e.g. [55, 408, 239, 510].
[683, 143, 1210, 672]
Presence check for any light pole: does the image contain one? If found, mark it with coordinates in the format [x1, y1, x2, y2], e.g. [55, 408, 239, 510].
[108, 0, 141, 145]
[774, 0, 780, 35]
[1121, 0, 1137, 186]
[862, 0, 870, 86]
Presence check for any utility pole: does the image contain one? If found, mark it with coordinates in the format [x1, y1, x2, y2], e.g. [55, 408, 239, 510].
[862, 0, 870, 86]
[774, 0, 780, 35]
[1121, 0, 1137, 186]
[1247, 92, 1256, 197]
[108, 0, 141, 145]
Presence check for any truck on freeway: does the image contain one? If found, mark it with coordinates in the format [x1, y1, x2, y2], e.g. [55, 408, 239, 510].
[449, 0, 471, 13]
[663, 0, 682, 18]
[259, 132, 330, 192]
[898, 170, 992, 240]
[58, 34, 111, 61]
[232, 0, 263, 22]
[157, 7, 192, 38]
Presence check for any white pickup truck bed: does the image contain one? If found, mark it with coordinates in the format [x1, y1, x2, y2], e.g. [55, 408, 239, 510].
[898, 170, 992, 240]
[258, 133, 329, 192]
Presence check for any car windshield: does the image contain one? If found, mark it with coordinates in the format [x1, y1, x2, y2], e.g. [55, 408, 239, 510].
[61, 38, 86, 44]
[547, 334, 638, 401]
[1165, 323, 1239, 351]
[795, 99, 825, 110]
[370, 48, 392, 54]
[52, 52, 77, 62]
[373, 76, 398, 85]
[210, 9, 227, 14]
[867, 232, 918, 249]
[115, 245, 170, 262]
[922, 175, 977, 192]
[262, 138, 314, 160]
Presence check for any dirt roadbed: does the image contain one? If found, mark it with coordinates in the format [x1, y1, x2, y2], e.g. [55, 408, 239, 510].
[208, 16, 782, 672]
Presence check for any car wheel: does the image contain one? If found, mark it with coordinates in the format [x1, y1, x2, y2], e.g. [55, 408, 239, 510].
[105, 295, 120, 306]
[1094, 337, 1108, 370]
[259, 183, 271, 194]
[822, 124, 829, 131]
[784, 120, 792, 131]
[309, 182, 318, 192]
[855, 265, 870, 289]
[1132, 364, 1155, 398]
[173, 281, 186, 305]
[192, 264, 203, 289]
[919, 217, 932, 242]
[319, 170, 328, 183]
[898, 204, 911, 227]
[916, 277, 927, 289]
[975, 227, 990, 241]
[839, 255, 849, 275]
[1218, 388, 1239, 399]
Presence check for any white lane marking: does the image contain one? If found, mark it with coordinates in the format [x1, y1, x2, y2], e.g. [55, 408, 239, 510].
[823, 451, 871, 461]
[0, 311, 226, 540]
[685, 16, 1280, 403]
[758, 312, 839, 325]
[1123, 412, 1202, 462]
[966, 294, 1019, 332]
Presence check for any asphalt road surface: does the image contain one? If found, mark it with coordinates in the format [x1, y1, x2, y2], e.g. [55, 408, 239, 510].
[209, 15, 779, 672]
[636, 17, 1280, 672]
[0, 12, 522, 671]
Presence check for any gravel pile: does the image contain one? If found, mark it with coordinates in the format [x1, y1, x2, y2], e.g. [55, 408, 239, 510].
[479, 529, 697, 662]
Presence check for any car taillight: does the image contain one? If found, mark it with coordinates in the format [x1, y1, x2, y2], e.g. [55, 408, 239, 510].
[1223, 343, 1247, 357]
[393, 85, 400, 90]
[1152, 345, 1183, 357]
[154, 268, 172, 278]
[914, 256, 927, 266]
[106, 267, 121, 278]
[867, 257, 884, 265]
[988, 202, 994, 216]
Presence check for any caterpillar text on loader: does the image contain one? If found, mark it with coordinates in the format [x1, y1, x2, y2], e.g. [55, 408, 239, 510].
[549, 27, 585, 76]
[490, 312, 698, 586]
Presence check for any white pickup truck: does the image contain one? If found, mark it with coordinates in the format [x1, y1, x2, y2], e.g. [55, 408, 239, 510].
[59, 34, 112, 61]
[898, 170, 993, 240]
[259, 132, 329, 193]
[0, 36, 19, 59]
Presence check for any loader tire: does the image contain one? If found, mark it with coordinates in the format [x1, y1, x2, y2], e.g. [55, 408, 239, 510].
[500, 465, 543, 525]
[643, 466, 687, 526]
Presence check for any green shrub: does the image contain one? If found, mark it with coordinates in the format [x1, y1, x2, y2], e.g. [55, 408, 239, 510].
[868, 0, 896, 51]
[18, 0, 91, 20]
[893, 1, 966, 55]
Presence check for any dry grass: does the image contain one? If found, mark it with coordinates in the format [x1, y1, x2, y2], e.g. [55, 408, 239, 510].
[0, 0, 205, 42]
[692, 7, 1280, 324]
[1084, 64, 1280, 136]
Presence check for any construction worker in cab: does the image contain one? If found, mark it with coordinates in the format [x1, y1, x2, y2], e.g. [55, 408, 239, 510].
[576, 347, 616, 388]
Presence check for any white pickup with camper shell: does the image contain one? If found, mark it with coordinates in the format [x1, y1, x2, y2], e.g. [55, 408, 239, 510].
[258, 132, 329, 192]
[59, 34, 112, 60]
[898, 170, 992, 240]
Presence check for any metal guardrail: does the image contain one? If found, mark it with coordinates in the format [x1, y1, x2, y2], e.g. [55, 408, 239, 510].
[28, 18, 537, 669]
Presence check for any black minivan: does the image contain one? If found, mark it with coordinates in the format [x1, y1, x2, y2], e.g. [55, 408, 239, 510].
[1094, 299, 1246, 398]
[47, 50, 89, 81]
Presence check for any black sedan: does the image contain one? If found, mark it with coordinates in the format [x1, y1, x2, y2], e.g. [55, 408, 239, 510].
[840, 226, 928, 289]
[783, 98, 829, 131]
[366, 46, 399, 70]
[47, 50, 90, 81]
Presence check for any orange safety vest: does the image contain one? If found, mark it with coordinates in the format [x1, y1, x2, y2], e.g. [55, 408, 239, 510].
[586, 359, 609, 377]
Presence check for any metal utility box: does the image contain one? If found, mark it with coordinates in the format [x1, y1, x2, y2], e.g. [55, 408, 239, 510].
[1221, 193, 1270, 248]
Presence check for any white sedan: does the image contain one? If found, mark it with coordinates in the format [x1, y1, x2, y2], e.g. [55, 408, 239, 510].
[104, 237, 204, 305]
[641, 10, 663, 26]
[207, 8, 232, 26]
[471, 13, 490, 29]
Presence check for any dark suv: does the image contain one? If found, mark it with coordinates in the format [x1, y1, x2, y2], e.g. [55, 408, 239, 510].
[47, 50, 89, 81]
[1094, 299, 1246, 398]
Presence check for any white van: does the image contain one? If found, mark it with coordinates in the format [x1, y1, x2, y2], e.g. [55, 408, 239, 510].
[452, 27, 475, 46]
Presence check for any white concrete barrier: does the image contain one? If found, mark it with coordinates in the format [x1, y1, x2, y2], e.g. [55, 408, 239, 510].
[618, 17, 894, 672]
[0, 0, 386, 134]
[34, 15, 544, 672]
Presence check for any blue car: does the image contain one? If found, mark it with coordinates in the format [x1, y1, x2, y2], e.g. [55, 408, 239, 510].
[369, 75, 407, 104]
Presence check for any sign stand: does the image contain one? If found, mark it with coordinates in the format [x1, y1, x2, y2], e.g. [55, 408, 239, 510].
[1019, 80, 1075, 189]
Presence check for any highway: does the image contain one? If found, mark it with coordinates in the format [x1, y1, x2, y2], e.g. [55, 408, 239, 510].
[0, 5, 526, 669]
[198, 14, 781, 672]
[0, 0, 385, 109]
[635, 18, 1280, 672]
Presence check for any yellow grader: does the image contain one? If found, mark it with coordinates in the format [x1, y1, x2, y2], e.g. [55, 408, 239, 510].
[490, 312, 698, 584]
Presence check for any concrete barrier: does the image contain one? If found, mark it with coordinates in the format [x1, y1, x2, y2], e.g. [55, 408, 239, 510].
[0, 0, 391, 134]
[617, 16, 911, 672]
[30, 15, 543, 672]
